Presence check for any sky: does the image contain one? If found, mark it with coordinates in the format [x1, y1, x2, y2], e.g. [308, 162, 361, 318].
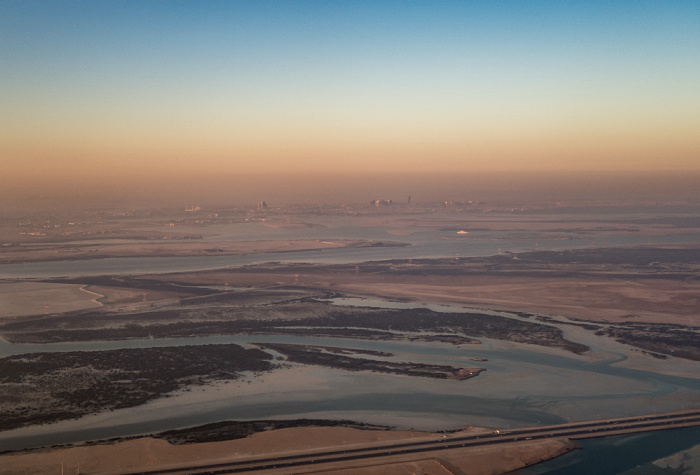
[1, 1, 699, 205]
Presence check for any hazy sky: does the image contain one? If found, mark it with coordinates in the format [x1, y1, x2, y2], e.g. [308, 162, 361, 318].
[1, 1, 699, 199]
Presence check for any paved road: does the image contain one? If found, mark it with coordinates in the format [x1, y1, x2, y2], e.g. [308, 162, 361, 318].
[126, 409, 700, 475]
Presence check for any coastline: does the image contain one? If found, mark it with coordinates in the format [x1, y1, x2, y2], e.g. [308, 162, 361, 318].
[0, 424, 579, 475]
[0, 239, 408, 265]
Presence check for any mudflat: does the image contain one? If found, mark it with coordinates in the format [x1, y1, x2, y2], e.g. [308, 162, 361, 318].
[1, 202, 698, 473]
[0, 238, 406, 264]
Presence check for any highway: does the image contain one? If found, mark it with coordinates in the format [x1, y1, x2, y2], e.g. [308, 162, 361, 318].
[126, 409, 700, 475]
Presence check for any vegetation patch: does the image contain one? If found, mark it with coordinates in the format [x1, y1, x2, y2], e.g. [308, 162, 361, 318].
[0, 344, 272, 431]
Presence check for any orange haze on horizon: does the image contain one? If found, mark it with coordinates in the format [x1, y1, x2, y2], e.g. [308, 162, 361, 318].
[3, 118, 700, 180]
[2, 169, 699, 214]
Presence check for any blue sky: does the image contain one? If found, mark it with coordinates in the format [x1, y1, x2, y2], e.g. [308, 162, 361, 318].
[1, 0, 699, 187]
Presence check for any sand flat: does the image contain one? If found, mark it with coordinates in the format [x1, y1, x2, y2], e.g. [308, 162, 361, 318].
[0, 282, 103, 318]
[145, 267, 700, 325]
[0, 426, 579, 475]
[0, 239, 387, 264]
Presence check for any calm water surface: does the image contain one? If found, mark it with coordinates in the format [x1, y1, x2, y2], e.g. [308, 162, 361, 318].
[1, 320, 698, 452]
[520, 426, 700, 474]
[2, 215, 699, 278]
[1, 213, 699, 456]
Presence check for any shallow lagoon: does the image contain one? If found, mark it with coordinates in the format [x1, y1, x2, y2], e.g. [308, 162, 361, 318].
[521, 426, 700, 474]
[1, 210, 699, 453]
[2, 208, 700, 279]
[1, 305, 699, 452]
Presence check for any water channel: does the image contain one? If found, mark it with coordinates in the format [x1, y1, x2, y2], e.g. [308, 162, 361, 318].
[1, 299, 699, 453]
[1, 214, 699, 458]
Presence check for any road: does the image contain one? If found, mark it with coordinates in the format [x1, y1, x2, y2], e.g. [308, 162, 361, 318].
[125, 409, 700, 475]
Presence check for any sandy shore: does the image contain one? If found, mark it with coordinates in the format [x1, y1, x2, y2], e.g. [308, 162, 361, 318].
[331, 278, 700, 326]
[0, 282, 105, 318]
[0, 238, 403, 264]
[148, 266, 700, 326]
[5, 271, 697, 325]
[0, 425, 577, 475]
[0, 281, 185, 318]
